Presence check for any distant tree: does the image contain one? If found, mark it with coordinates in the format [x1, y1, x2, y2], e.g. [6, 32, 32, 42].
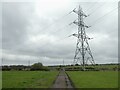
[31, 62, 43, 70]
[75, 64, 79, 66]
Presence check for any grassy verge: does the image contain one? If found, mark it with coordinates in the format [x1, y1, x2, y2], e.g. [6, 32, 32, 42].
[67, 71, 118, 88]
[2, 71, 58, 88]
[0, 71, 2, 89]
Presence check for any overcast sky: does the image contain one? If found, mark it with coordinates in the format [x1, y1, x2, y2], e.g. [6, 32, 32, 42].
[1, 0, 119, 66]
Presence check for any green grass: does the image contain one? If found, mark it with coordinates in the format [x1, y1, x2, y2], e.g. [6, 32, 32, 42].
[0, 71, 2, 89]
[2, 71, 58, 88]
[67, 71, 118, 88]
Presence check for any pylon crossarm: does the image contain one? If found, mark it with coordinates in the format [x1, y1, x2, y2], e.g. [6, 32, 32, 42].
[72, 33, 78, 37]
[73, 9, 87, 18]
[73, 21, 78, 25]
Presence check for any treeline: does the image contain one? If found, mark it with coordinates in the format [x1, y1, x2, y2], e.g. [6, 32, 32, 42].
[2, 62, 49, 71]
[1, 63, 119, 71]
[65, 64, 119, 71]
[48, 63, 119, 71]
[64, 66, 119, 71]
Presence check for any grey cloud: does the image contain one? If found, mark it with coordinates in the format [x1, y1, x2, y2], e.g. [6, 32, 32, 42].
[2, 3, 33, 50]
[2, 1, 118, 65]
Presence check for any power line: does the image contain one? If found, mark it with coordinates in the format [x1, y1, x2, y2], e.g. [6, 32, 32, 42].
[39, 11, 72, 34]
[85, 0, 103, 13]
[77, 5, 118, 32]
[16, 4, 117, 52]
[50, 4, 118, 36]
[73, 6, 118, 34]
[90, 6, 118, 26]
[52, 24, 70, 34]
[15, 19, 73, 50]
[37, 24, 72, 49]
[88, 2, 107, 15]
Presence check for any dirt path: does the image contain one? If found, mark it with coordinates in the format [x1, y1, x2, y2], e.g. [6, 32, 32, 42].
[52, 70, 74, 89]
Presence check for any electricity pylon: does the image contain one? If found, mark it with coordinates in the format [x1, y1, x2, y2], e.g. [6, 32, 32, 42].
[70, 5, 95, 71]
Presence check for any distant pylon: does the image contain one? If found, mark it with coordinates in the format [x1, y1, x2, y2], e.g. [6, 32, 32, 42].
[71, 5, 95, 71]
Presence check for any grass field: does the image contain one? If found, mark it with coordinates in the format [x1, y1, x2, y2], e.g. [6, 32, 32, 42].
[2, 71, 58, 88]
[67, 71, 118, 88]
[0, 71, 2, 89]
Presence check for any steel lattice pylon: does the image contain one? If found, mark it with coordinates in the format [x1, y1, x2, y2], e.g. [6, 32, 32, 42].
[71, 5, 95, 71]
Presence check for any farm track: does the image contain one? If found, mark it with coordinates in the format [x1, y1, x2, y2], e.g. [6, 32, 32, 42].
[52, 70, 74, 89]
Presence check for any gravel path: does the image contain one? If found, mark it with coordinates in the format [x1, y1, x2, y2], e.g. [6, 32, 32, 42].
[52, 70, 74, 89]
